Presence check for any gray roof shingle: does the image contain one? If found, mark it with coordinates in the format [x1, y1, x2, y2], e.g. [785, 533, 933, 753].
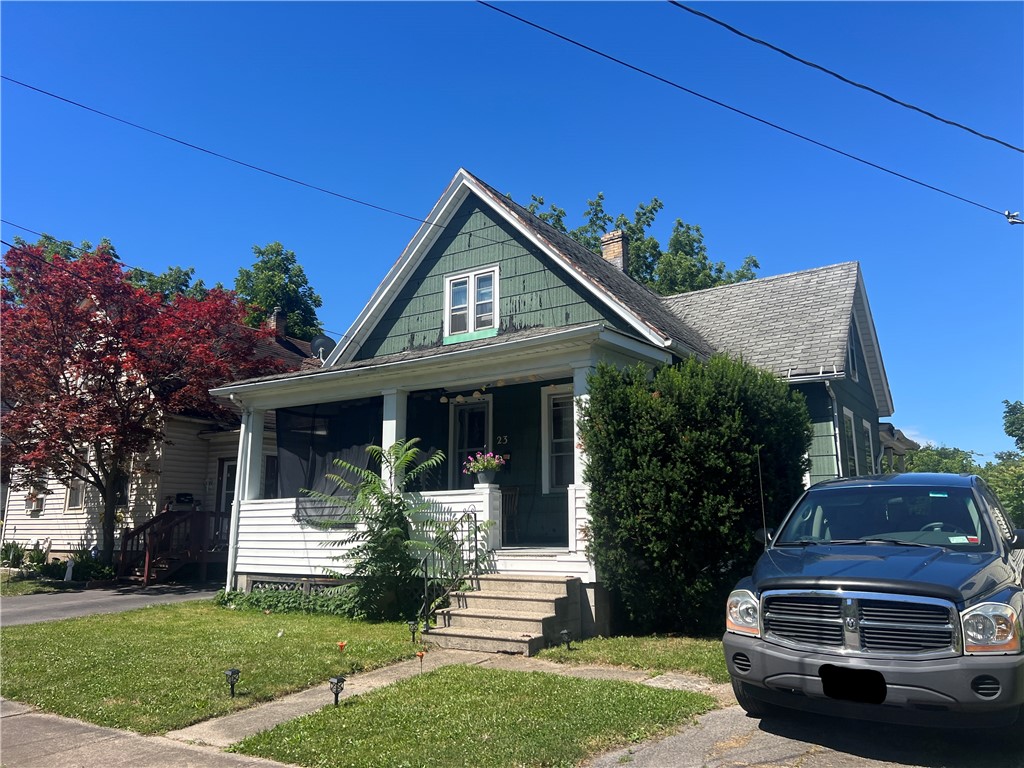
[661, 262, 860, 378]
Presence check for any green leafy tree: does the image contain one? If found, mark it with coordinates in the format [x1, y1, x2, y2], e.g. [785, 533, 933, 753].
[657, 220, 759, 295]
[306, 438, 445, 621]
[980, 452, 1024, 526]
[1003, 400, 1024, 451]
[904, 445, 982, 475]
[127, 265, 215, 300]
[578, 358, 811, 633]
[527, 194, 756, 295]
[235, 242, 323, 341]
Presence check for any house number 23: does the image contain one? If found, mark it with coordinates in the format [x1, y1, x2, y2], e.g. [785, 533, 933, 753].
[495, 435, 509, 445]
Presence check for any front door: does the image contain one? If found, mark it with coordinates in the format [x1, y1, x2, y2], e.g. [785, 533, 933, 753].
[216, 459, 236, 547]
[451, 399, 491, 489]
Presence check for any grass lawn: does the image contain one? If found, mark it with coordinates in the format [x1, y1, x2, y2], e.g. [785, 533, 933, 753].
[0, 571, 82, 596]
[538, 634, 730, 684]
[0, 601, 417, 734]
[231, 664, 716, 768]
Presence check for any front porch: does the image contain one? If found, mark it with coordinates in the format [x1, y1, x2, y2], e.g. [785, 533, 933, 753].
[229, 485, 595, 589]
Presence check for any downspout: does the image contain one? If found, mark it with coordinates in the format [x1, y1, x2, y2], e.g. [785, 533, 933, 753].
[825, 381, 843, 478]
[225, 395, 250, 592]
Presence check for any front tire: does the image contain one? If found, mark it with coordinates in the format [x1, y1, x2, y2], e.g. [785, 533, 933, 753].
[731, 678, 773, 718]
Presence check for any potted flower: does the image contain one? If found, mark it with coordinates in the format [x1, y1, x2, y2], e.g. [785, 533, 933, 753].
[462, 451, 505, 485]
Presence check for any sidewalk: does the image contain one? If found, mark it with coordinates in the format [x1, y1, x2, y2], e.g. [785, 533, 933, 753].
[1, 649, 733, 767]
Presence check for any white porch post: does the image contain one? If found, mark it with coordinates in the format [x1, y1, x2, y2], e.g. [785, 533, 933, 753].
[381, 388, 408, 489]
[570, 364, 593, 556]
[226, 406, 265, 592]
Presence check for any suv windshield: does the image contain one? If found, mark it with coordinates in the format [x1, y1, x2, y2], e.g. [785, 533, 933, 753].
[774, 484, 992, 550]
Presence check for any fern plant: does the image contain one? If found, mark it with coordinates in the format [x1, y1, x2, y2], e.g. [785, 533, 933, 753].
[304, 438, 446, 621]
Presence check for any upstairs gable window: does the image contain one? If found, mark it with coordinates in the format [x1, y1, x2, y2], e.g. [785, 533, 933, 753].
[847, 320, 861, 383]
[444, 267, 499, 343]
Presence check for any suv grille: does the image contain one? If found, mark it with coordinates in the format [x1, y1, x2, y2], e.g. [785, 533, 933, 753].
[763, 591, 957, 657]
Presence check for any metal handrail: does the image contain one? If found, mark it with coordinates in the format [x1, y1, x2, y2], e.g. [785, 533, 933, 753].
[417, 508, 478, 632]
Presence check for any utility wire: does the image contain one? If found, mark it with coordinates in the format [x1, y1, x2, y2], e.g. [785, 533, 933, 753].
[477, 1, 1015, 221]
[0, 75, 428, 226]
[668, 2, 1023, 154]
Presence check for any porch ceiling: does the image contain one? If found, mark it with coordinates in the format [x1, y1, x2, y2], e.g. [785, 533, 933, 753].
[212, 323, 671, 410]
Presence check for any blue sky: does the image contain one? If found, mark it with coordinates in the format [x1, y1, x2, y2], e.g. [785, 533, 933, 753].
[2, 1, 1022, 459]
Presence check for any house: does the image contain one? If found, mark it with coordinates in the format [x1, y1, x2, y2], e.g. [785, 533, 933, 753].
[209, 168, 898, 643]
[0, 310, 315, 581]
[663, 262, 893, 485]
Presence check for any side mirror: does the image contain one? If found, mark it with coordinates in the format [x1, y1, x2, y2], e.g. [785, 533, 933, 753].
[754, 528, 774, 545]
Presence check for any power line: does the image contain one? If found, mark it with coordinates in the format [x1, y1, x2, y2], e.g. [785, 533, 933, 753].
[668, 2, 1023, 155]
[0, 76, 429, 226]
[476, 1, 1015, 221]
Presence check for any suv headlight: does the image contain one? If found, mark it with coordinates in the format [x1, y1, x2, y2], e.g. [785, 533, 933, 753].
[726, 589, 761, 637]
[961, 603, 1021, 654]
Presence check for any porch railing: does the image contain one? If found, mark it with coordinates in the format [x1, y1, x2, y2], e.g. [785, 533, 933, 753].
[417, 507, 480, 632]
[118, 508, 230, 586]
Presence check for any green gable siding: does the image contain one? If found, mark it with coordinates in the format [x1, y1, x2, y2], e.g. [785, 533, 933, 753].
[354, 195, 632, 360]
[793, 383, 839, 485]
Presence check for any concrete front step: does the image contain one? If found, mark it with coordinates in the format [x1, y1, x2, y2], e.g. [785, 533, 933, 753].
[473, 573, 580, 597]
[423, 625, 546, 656]
[450, 590, 569, 615]
[438, 607, 557, 636]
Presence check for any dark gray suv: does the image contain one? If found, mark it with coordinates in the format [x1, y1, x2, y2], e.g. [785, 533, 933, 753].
[724, 473, 1024, 728]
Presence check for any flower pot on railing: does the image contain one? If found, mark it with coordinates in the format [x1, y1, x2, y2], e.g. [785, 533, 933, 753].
[463, 451, 505, 486]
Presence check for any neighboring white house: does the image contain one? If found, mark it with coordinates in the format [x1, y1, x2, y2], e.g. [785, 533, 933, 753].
[0, 314, 314, 577]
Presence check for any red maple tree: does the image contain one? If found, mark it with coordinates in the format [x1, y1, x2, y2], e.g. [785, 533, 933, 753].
[1, 242, 282, 563]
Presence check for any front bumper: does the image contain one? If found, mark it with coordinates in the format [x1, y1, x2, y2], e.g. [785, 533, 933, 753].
[724, 631, 1024, 727]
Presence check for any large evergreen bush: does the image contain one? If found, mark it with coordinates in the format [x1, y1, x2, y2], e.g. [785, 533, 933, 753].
[578, 357, 811, 633]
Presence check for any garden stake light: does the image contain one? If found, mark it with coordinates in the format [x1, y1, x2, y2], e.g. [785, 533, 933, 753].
[408, 620, 417, 643]
[329, 675, 346, 706]
[224, 668, 241, 697]
[560, 629, 571, 650]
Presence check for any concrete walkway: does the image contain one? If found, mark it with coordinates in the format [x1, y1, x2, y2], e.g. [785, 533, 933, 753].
[1, 648, 734, 767]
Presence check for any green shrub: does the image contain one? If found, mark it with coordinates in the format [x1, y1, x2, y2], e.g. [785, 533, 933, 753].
[578, 358, 811, 633]
[37, 549, 115, 582]
[1, 541, 25, 568]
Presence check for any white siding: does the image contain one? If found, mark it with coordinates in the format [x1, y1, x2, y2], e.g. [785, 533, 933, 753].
[157, 419, 212, 510]
[234, 499, 350, 577]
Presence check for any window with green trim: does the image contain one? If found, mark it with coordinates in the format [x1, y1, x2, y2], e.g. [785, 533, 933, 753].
[444, 267, 498, 341]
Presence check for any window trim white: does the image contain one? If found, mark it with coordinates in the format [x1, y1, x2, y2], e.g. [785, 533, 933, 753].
[443, 266, 499, 341]
[847, 321, 860, 383]
[541, 385, 575, 494]
[843, 408, 860, 476]
[861, 418, 875, 475]
[67, 449, 88, 509]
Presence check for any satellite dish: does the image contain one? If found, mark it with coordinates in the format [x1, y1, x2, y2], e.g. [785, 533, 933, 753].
[310, 335, 337, 361]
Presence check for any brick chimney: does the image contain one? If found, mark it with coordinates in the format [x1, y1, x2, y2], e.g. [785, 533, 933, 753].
[269, 306, 286, 338]
[600, 230, 629, 273]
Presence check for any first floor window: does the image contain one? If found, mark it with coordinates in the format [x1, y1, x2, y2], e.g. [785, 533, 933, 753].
[544, 389, 575, 492]
[68, 449, 88, 508]
[861, 420, 875, 475]
[843, 410, 859, 476]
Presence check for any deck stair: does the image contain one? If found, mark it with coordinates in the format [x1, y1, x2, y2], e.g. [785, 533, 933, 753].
[427, 574, 581, 656]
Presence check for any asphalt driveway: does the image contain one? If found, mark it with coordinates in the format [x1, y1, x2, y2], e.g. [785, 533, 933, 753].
[0, 583, 222, 626]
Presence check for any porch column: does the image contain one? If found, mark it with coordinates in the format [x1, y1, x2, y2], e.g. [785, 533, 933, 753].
[381, 388, 408, 489]
[570, 365, 593, 558]
[226, 405, 265, 592]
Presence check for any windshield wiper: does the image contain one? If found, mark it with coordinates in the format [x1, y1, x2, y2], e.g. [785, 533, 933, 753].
[859, 537, 938, 548]
[775, 538, 863, 547]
